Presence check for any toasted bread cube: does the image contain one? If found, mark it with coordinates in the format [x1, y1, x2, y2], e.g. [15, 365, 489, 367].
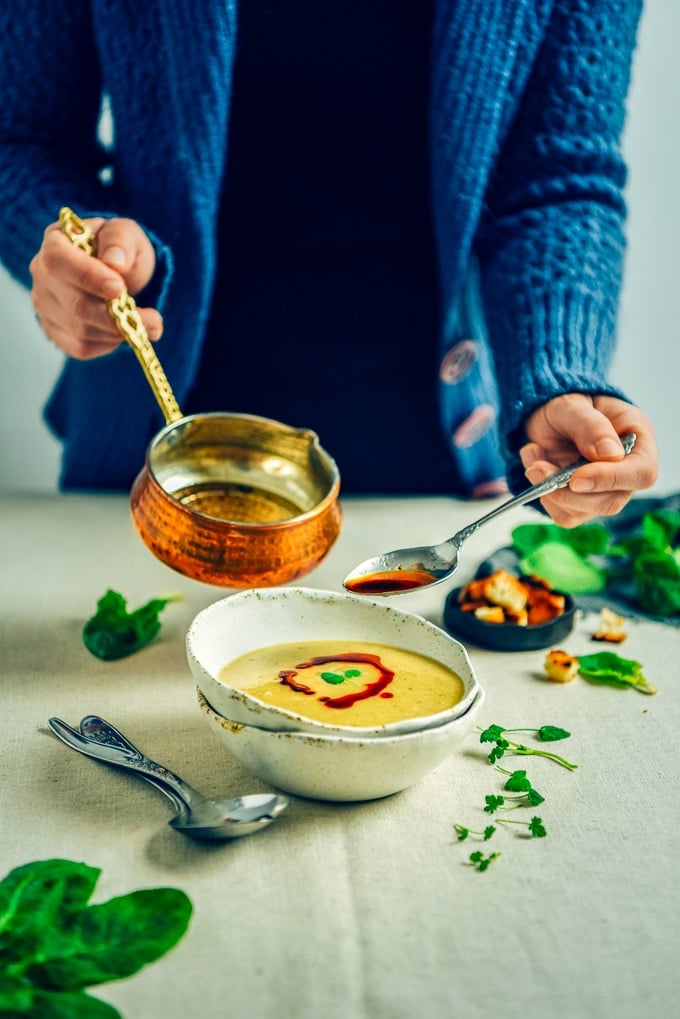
[483, 570, 528, 614]
[458, 578, 489, 604]
[459, 600, 487, 613]
[544, 649, 579, 683]
[526, 586, 565, 626]
[505, 607, 529, 627]
[592, 607, 627, 643]
[474, 605, 506, 624]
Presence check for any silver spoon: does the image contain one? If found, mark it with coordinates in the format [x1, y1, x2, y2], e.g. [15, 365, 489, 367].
[47, 715, 288, 841]
[343, 432, 637, 596]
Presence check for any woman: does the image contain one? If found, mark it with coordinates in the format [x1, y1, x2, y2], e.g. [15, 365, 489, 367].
[0, 1, 658, 523]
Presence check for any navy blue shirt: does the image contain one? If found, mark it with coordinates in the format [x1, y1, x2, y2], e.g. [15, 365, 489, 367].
[187, 0, 461, 494]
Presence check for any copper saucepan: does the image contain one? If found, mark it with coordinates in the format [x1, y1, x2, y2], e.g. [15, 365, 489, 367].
[59, 208, 342, 587]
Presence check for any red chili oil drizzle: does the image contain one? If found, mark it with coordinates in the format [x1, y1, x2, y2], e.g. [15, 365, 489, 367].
[278, 652, 394, 710]
[345, 570, 435, 595]
[278, 669, 316, 696]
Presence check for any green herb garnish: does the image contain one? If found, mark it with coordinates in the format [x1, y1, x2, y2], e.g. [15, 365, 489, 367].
[455, 722, 573, 869]
[82, 589, 181, 661]
[577, 651, 657, 695]
[498, 768, 545, 805]
[320, 668, 362, 686]
[467, 851, 501, 872]
[493, 816, 548, 838]
[0, 859, 191, 1018]
[454, 824, 496, 842]
[479, 724, 578, 770]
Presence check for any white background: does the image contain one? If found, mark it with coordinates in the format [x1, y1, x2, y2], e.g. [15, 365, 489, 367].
[1, 0, 678, 495]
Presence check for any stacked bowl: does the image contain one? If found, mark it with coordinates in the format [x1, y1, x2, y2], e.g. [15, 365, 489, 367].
[187, 587, 485, 802]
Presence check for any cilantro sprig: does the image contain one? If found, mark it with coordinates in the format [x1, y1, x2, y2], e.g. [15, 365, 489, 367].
[478, 724, 578, 770]
[454, 722, 575, 870]
[467, 851, 501, 872]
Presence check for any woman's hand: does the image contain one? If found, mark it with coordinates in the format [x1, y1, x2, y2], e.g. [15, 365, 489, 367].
[30, 216, 163, 358]
[519, 393, 659, 526]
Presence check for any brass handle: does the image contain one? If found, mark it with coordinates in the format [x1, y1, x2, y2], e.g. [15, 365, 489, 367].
[59, 207, 183, 425]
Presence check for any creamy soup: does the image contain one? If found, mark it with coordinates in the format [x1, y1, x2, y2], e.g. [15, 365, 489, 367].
[217, 639, 465, 727]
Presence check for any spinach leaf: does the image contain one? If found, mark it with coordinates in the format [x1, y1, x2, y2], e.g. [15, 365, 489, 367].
[634, 549, 680, 616]
[512, 510, 680, 615]
[512, 522, 610, 558]
[577, 651, 657, 695]
[19, 988, 122, 1018]
[82, 590, 180, 661]
[518, 541, 607, 594]
[25, 889, 193, 990]
[0, 859, 192, 1019]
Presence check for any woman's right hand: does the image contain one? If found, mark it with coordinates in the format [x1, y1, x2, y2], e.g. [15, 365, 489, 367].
[30, 216, 163, 359]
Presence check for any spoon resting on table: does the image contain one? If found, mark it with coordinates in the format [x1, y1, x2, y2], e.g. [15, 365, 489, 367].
[343, 432, 637, 597]
[47, 715, 288, 841]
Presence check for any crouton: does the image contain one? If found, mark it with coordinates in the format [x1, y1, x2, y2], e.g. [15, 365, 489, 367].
[592, 607, 627, 643]
[525, 585, 566, 626]
[544, 649, 579, 683]
[474, 605, 506, 624]
[482, 569, 528, 614]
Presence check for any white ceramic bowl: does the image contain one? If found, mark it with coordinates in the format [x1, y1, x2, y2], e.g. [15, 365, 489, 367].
[197, 686, 485, 801]
[186, 586, 481, 739]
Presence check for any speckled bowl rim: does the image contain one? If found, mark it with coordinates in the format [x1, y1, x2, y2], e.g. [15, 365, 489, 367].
[197, 685, 486, 746]
[186, 586, 483, 738]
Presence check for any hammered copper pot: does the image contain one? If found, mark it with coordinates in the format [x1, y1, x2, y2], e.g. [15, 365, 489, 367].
[130, 412, 342, 587]
[59, 209, 342, 588]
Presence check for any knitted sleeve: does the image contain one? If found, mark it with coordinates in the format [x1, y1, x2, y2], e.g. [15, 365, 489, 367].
[476, 0, 643, 490]
[0, 3, 111, 287]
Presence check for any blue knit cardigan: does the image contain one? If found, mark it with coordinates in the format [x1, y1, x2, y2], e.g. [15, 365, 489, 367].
[0, 0, 640, 491]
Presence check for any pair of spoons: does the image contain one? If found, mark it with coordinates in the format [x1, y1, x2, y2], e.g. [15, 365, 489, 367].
[343, 433, 637, 595]
[48, 715, 288, 841]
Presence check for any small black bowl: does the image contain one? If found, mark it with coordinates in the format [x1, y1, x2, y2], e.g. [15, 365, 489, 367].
[443, 586, 576, 652]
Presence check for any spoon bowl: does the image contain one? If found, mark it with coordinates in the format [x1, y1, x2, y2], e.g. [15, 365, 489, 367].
[344, 434, 637, 596]
[47, 715, 288, 840]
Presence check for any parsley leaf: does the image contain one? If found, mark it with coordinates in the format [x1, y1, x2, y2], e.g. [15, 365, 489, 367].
[478, 725, 578, 770]
[537, 725, 571, 742]
[483, 795, 505, 814]
[82, 590, 180, 661]
[468, 851, 501, 872]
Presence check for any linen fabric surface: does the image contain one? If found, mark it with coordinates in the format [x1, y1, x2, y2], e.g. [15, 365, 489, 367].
[0, 0, 638, 492]
[1, 492, 678, 1019]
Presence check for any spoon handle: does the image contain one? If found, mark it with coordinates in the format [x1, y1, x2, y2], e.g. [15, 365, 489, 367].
[48, 717, 201, 813]
[58, 207, 183, 426]
[451, 432, 637, 546]
[78, 715, 187, 812]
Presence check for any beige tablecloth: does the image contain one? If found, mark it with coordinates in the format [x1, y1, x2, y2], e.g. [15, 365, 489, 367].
[1, 493, 677, 1019]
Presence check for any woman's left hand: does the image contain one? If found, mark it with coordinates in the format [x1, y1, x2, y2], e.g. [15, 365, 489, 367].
[519, 393, 659, 527]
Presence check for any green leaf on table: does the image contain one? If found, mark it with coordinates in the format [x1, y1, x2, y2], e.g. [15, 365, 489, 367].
[24, 988, 123, 1018]
[577, 651, 657, 695]
[537, 725, 571, 742]
[502, 770, 532, 793]
[519, 541, 606, 594]
[0, 859, 192, 1017]
[528, 817, 547, 838]
[82, 589, 181, 661]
